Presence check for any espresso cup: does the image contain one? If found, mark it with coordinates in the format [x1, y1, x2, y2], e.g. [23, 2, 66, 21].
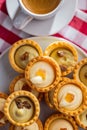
[13, 0, 64, 29]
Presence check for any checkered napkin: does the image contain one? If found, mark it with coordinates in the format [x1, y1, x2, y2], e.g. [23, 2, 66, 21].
[0, 0, 87, 54]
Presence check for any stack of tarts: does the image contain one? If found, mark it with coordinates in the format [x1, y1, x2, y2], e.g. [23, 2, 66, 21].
[0, 39, 87, 130]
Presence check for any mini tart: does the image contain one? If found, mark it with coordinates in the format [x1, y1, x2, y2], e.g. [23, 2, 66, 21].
[53, 79, 87, 116]
[9, 39, 43, 73]
[44, 88, 56, 109]
[9, 75, 43, 101]
[44, 113, 78, 130]
[44, 41, 78, 76]
[44, 78, 72, 109]
[25, 56, 61, 92]
[4, 90, 40, 127]
[73, 58, 87, 87]
[9, 119, 43, 130]
[0, 92, 8, 126]
[75, 108, 87, 129]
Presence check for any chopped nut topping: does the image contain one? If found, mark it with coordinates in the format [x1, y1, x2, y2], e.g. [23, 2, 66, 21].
[20, 52, 29, 61]
[85, 72, 87, 78]
[57, 51, 64, 57]
[22, 83, 31, 91]
[15, 98, 31, 109]
[0, 111, 4, 119]
[21, 127, 28, 130]
[15, 98, 24, 109]
[60, 128, 67, 130]
[60, 65, 67, 71]
[23, 101, 31, 109]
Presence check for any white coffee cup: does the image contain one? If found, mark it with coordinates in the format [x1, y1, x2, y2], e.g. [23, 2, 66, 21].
[13, 0, 64, 29]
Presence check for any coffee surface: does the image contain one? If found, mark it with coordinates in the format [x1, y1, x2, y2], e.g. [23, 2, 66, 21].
[22, 0, 61, 14]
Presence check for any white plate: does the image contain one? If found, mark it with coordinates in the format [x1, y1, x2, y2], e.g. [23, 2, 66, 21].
[0, 36, 86, 130]
[6, 0, 78, 36]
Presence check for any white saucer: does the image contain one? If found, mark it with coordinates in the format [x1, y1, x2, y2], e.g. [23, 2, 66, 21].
[6, 0, 78, 36]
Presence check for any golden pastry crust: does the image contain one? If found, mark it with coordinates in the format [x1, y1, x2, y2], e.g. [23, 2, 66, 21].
[0, 92, 8, 126]
[9, 119, 43, 130]
[73, 58, 87, 86]
[75, 108, 87, 129]
[9, 75, 43, 101]
[4, 90, 40, 127]
[53, 79, 87, 116]
[44, 41, 78, 76]
[9, 39, 43, 73]
[25, 56, 61, 92]
[44, 88, 56, 109]
[44, 113, 78, 130]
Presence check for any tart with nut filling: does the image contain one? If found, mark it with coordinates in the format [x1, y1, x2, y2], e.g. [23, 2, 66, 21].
[9, 39, 43, 73]
[44, 113, 78, 130]
[73, 58, 87, 87]
[9, 75, 43, 101]
[75, 108, 87, 129]
[4, 90, 40, 127]
[44, 41, 78, 76]
[53, 79, 87, 116]
[25, 56, 61, 92]
[9, 119, 43, 130]
[0, 92, 8, 126]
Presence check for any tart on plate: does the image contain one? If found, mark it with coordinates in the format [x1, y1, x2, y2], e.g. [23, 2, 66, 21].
[9, 39, 43, 73]
[44, 113, 78, 130]
[75, 108, 87, 129]
[0, 92, 8, 126]
[73, 58, 87, 87]
[44, 41, 78, 76]
[53, 78, 87, 116]
[9, 119, 43, 130]
[9, 74, 43, 101]
[4, 90, 40, 127]
[25, 56, 61, 92]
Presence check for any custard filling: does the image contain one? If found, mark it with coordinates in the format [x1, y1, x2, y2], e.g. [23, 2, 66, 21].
[14, 78, 39, 98]
[49, 119, 74, 130]
[9, 97, 34, 123]
[14, 122, 39, 130]
[79, 64, 87, 86]
[58, 84, 83, 110]
[79, 109, 87, 126]
[14, 45, 39, 69]
[30, 61, 55, 87]
[50, 48, 75, 71]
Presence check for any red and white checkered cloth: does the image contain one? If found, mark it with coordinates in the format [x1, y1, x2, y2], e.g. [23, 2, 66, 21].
[0, 0, 87, 54]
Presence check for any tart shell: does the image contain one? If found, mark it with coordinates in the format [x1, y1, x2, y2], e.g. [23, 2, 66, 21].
[44, 41, 78, 76]
[53, 79, 87, 116]
[4, 90, 40, 127]
[25, 56, 61, 92]
[9, 39, 43, 73]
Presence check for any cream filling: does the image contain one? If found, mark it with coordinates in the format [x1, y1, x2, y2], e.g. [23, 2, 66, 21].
[9, 97, 34, 123]
[14, 78, 39, 98]
[49, 119, 73, 130]
[79, 109, 87, 126]
[15, 45, 39, 69]
[15, 122, 39, 130]
[58, 84, 82, 110]
[50, 48, 75, 68]
[30, 61, 55, 87]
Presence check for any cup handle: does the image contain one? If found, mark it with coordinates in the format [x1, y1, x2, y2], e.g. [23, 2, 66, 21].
[13, 8, 33, 30]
